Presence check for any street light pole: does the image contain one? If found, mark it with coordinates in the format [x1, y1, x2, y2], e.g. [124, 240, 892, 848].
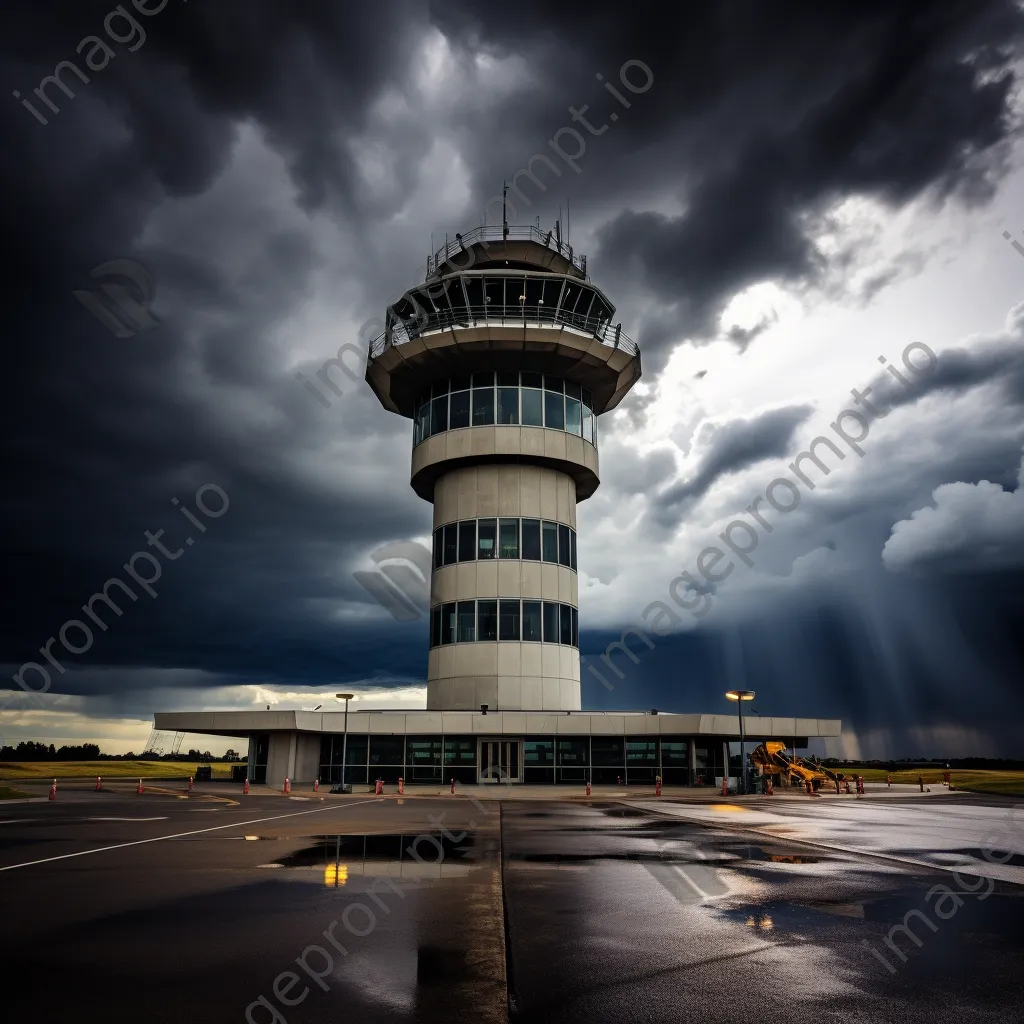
[335, 693, 355, 792]
[725, 689, 755, 795]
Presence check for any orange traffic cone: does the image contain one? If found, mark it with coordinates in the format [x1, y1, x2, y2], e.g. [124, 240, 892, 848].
[283, 777, 291, 794]
[49, 779, 56, 801]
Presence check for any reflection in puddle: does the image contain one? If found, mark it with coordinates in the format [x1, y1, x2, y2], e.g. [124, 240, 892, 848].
[253, 832, 479, 887]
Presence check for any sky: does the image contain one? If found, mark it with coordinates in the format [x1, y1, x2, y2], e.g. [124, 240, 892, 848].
[2, 0, 1024, 758]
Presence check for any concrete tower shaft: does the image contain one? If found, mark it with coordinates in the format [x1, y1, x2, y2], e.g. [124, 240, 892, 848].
[365, 224, 641, 711]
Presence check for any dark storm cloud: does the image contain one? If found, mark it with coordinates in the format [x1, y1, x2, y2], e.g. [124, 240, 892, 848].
[647, 404, 813, 530]
[2, 0, 1024, 751]
[431, 0, 1024, 370]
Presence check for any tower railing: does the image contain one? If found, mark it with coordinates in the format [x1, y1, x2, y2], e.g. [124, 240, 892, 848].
[367, 305, 637, 360]
[427, 225, 587, 277]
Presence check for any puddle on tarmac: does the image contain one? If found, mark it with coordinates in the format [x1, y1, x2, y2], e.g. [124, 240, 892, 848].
[252, 832, 478, 881]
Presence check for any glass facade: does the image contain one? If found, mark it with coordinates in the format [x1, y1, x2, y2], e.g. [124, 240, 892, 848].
[433, 517, 577, 571]
[320, 734, 699, 785]
[414, 373, 598, 448]
[429, 599, 577, 648]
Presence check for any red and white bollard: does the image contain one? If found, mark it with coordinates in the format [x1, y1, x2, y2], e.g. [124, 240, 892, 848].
[655, 776, 662, 797]
[49, 778, 57, 801]
[188, 776, 194, 791]
[398, 777, 404, 795]
[95, 776, 102, 792]
[586, 780, 591, 797]
[375, 779, 384, 795]
[313, 779, 319, 793]
[450, 777, 455, 795]
[243, 777, 250, 795]
[283, 777, 291, 794]
[137, 778, 144, 795]
[722, 776, 729, 797]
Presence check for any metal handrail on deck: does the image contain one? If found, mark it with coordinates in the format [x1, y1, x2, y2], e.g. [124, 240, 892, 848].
[427, 225, 587, 277]
[367, 304, 636, 360]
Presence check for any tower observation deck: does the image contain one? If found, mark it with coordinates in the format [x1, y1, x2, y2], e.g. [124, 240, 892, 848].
[365, 223, 642, 712]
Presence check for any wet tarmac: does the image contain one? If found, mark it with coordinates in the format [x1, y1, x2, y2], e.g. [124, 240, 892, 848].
[0, 789, 1021, 1021]
[501, 801, 1024, 1023]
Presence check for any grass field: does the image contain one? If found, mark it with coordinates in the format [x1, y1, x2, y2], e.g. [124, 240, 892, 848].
[844, 767, 1024, 796]
[0, 760, 237, 781]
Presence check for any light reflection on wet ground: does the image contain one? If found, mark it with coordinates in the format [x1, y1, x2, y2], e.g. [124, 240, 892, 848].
[502, 801, 1024, 1023]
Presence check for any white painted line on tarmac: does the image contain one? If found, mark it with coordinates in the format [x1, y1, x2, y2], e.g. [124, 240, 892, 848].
[82, 817, 169, 822]
[0, 798, 383, 873]
[0, 819, 32, 826]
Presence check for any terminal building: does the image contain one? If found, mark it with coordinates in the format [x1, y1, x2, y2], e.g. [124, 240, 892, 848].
[155, 222, 841, 786]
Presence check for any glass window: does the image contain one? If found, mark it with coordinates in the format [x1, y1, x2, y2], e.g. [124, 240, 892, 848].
[431, 394, 448, 435]
[430, 606, 441, 648]
[497, 387, 519, 424]
[521, 519, 541, 560]
[522, 600, 542, 641]
[558, 524, 571, 567]
[557, 738, 588, 766]
[340, 734, 369, 767]
[592, 737, 625, 766]
[432, 528, 441, 570]
[542, 601, 559, 643]
[450, 374, 471, 392]
[521, 371, 543, 389]
[583, 403, 593, 443]
[497, 371, 519, 387]
[441, 602, 456, 644]
[449, 389, 471, 429]
[433, 378, 450, 396]
[369, 735, 404, 765]
[473, 371, 494, 387]
[477, 600, 498, 641]
[582, 387, 592, 409]
[559, 604, 573, 645]
[499, 599, 521, 641]
[443, 523, 457, 565]
[565, 397, 582, 435]
[478, 519, 496, 559]
[408, 737, 442, 766]
[592, 414, 598, 448]
[571, 606, 578, 648]
[544, 389, 564, 430]
[570, 530, 577, 571]
[541, 521, 558, 563]
[565, 381, 582, 401]
[457, 600, 475, 642]
[544, 376, 563, 393]
[472, 385, 494, 425]
[499, 518, 519, 559]
[524, 739, 553, 765]
[458, 520, 476, 562]
[661, 739, 689, 766]
[521, 388, 543, 427]
[443, 738, 476, 766]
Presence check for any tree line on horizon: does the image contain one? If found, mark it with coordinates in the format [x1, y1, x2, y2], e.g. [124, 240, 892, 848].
[0, 741, 244, 762]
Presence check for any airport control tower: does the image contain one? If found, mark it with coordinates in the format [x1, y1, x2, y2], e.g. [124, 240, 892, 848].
[365, 219, 641, 712]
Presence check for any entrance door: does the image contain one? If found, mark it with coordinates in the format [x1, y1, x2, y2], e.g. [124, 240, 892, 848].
[478, 739, 522, 783]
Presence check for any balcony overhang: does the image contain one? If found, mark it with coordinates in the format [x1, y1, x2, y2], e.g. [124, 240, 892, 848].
[365, 326, 641, 419]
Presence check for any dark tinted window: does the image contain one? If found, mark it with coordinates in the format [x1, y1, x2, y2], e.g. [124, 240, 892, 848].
[522, 601, 542, 641]
[458, 521, 476, 562]
[477, 600, 498, 641]
[499, 599, 521, 641]
[542, 602, 559, 643]
[443, 523, 457, 565]
[521, 519, 541, 560]
[449, 389, 470, 429]
[478, 519, 496, 559]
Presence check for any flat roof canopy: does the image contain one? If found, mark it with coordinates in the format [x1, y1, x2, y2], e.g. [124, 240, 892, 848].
[155, 709, 841, 739]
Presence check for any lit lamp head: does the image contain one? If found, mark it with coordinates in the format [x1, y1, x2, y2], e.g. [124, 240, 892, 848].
[725, 689, 755, 702]
[335, 693, 356, 701]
